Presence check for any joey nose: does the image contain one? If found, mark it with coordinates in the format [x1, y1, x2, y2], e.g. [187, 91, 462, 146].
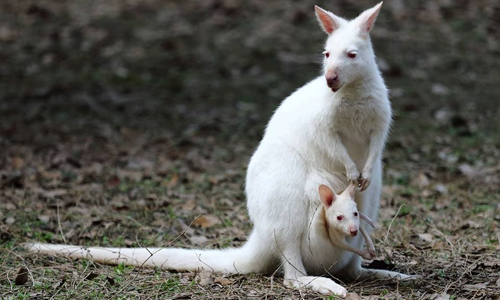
[350, 229, 358, 236]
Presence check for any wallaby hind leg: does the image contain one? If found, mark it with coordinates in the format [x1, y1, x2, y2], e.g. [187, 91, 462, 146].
[346, 261, 419, 281]
[281, 242, 348, 296]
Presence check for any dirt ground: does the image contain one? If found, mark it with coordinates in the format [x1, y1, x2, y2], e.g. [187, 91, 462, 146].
[0, 0, 499, 299]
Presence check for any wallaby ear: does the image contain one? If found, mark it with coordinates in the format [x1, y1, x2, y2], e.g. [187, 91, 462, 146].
[356, 2, 383, 34]
[314, 6, 343, 35]
[319, 184, 336, 207]
[359, 212, 377, 229]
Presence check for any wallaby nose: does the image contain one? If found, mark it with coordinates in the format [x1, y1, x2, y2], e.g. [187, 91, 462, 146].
[349, 229, 358, 236]
[326, 74, 339, 88]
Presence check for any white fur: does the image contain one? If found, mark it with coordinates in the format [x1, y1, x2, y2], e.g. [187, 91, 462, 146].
[26, 3, 416, 296]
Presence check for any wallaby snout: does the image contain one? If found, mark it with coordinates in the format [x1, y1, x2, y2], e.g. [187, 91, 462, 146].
[325, 71, 340, 91]
[348, 225, 358, 236]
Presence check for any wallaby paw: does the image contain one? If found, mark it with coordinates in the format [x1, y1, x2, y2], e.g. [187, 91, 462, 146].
[358, 176, 371, 191]
[346, 168, 360, 184]
[359, 169, 372, 191]
[285, 276, 347, 297]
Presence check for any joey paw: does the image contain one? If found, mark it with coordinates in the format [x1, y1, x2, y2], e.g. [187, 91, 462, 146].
[361, 251, 373, 260]
[367, 249, 376, 259]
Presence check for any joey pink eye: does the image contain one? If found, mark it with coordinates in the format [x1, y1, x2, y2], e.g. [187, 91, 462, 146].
[336, 215, 343, 221]
[324, 52, 330, 58]
[347, 51, 357, 58]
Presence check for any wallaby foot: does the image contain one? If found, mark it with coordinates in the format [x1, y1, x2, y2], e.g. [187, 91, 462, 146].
[359, 268, 419, 280]
[285, 276, 347, 296]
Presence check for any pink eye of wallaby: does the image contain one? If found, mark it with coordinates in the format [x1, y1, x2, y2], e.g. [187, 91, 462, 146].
[347, 51, 357, 59]
[354, 212, 358, 217]
[324, 52, 330, 58]
[336, 215, 343, 221]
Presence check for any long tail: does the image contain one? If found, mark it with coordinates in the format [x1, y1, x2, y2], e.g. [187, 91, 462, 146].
[25, 232, 268, 274]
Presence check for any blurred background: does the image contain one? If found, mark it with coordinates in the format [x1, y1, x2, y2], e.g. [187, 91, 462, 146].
[0, 0, 499, 298]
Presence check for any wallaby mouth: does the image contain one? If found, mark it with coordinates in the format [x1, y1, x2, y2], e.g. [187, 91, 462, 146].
[328, 81, 341, 92]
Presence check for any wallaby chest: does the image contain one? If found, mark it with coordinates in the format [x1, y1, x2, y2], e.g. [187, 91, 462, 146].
[333, 97, 385, 139]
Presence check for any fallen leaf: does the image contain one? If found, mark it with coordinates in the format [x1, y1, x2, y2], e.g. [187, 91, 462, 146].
[458, 164, 476, 179]
[195, 270, 214, 286]
[110, 195, 129, 210]
[192, 214, 220, 229]
[126, 157, 154, 171]
[106, 276, 115, 285]
[37, 215, 50, 223]
[404, 260, 418, 266]
[12, 157, 24, 169]
[214, 277, 233, 285]
[182, 200, 196, 211]
[54, 277, 66, 289]
[116, 169, 143, 182]
[189, 235, 208, 245]
[464, 220, 482, 229]
[496, 276, 500, 287]
[6, 217, 15, 225]
[345, 292, 362, 300]
[418, 233, 434, 243]
[433, 293, 450, 300]
[412, 172, 430, 187]
[463, 283, 487, 291]
[432, 241, 446, 250]
[431, 83, 449, 95]
[15, 267, 29, 285]
[42, 189, 67, 198]
[168, 173, 179, 186]
[85, 272, 99, 280]
[0, 26, 17, 42]
[434, 183, 447, 194]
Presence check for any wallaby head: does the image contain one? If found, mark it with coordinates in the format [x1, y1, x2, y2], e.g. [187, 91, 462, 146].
[314, 3, 383, 92]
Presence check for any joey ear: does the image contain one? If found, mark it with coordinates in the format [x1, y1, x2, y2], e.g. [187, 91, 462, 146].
[314, 6, 343, 34]
[347, 182, 357, 198]
[359, 212, 376, 228]
[319, 184, 335, 207]
[341, 182, 357, 198]
[356, 2, 383, 34]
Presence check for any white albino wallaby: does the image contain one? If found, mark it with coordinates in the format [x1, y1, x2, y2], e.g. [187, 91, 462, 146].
[314, 182, 376, 260]
[26, 3, 416, 296]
